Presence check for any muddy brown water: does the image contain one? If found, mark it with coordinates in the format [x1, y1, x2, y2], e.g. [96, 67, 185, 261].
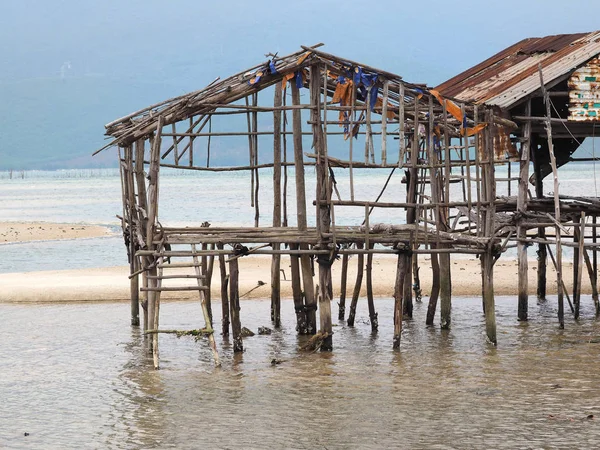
[1, 296, 599, 449]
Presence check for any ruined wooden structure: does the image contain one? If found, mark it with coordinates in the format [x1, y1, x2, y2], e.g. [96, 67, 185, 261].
[437, 30, 600, 328]
[96, 36, 600, 368]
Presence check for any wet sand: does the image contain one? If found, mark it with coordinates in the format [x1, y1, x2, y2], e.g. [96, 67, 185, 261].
[0, 255, 590, 303]
[0, 221, 111, 243]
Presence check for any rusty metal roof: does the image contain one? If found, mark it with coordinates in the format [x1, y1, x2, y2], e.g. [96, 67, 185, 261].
[436, 31, 600, 109]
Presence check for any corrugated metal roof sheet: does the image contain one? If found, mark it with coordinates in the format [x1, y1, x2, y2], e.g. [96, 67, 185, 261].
[436, 31, 600, 109]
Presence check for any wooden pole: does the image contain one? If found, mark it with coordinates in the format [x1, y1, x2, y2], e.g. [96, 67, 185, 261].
[229, 257, 243, 352]
[574, 212, 585, 319]
[338, 253, 349, 320]
[482, 110, 497, 345]
[124, 145, 140, 326]
[347, 243, 364, 327]
[381, 80, 389, 165]
[192, 244, 220, 366]
[393, 249, 408, 348]
[312, 64, 333, 350]
[366, 244, 377, 332]
[290, 244, 307, 333]
[426, 249, 440, 325]
[539, 65, 564, 329]
[217, 243, 230, 336]
[146, 118, 163, 348]
[291, 79, 317, 334]
[594, 215, 599, 316]
[152, 266, 163, 369]
[271, 82, 283, 328]
[532, 136, 547, 301]
[134, 139, 149, 331]
[518, 99, 532, 320]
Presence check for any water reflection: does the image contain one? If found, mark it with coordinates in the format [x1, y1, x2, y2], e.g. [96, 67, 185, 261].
[1, 297, 599, 449]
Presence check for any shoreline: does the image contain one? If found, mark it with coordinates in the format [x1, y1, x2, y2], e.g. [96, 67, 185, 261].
[0, 255, 592, 303]
[0, 221, 113, 243]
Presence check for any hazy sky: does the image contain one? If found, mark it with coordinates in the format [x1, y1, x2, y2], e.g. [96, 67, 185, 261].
[2, 0, 600, 168]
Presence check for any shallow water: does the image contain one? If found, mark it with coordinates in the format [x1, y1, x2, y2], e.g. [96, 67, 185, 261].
[2, 296, 599, 449]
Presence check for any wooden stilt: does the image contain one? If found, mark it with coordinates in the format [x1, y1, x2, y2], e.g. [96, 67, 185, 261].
[192, 244, 220, 366]
[141, 268, 148, 332]
[593, 215, 599, 316]
[291, 80, 316, 334]
[338, 253, 349, 320]
[130, 258, 140, 326]
[518, 99, 531, 320]
[482, 248, 497, 344]
[271, 81, 283, 328]
[312, 63, 333, 350]
[152, 266, 163, 369]
[366, 244, 378, 332]
[134, 139, 148, 331]
[532, 137, 547, 301]
[217, 243, 230, 336]
[574, 212, 585, 319]
[393, 249, 408, 348]
[439, 253, 451, 329]
[229, 257, 243, 352]
[539, 66, 564, 329]
[347, 243, 364, 327]
[426, 250, 440, 326]
[403, 254, 413, 318]
[290, 244, 307, 333]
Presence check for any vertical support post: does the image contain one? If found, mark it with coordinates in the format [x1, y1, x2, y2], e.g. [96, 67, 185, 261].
[271, 82, 283, 328]
[366, 244, 377, 332]
[311, 64, 333, 350]
[481, 247, 496, 344]
[574, 212, 585, 319]
[393, 248, 408, 348]
[134, 139, 149, 331]
[539, 66, 564, 329]
[217, 243, 230, 336]
[292, 73, 316, 334]
[518, 99, 532, 320]
[428, 95, 451, 329]
[192, 244, 220, 366]
[426, 249, 440, 325]
[532, 136, 547, 300]
[338, 253, 349, 320]
[152, 268, 163, 369]
[439, 101, 452, 328]
[594, 215, 599, 316]
[229, 257, 243, 352]
[290, 244, 307, 333]
[347, 243, 364, 327]
[482, 109, 497, 345]
[124, 145, 140, 326]
[146, 117, 163, 347]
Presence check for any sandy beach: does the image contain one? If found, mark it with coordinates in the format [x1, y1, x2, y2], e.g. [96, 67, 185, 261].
[0, 221, 112, 243]
[0, 252, 591, 303]
[0, 221, 593, 303]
